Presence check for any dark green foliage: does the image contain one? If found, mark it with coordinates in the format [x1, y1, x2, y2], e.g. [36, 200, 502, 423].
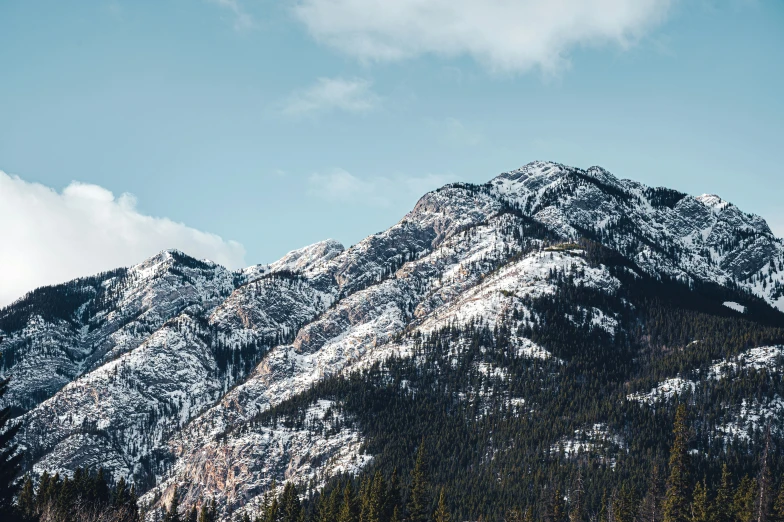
[664, 405, 690, 522]
[0, 347, 23, 521]
[407, 442, 430, 522]
[15, 466, 138, 521]
[644, 187, 688, 209]
[247, 246, 784, 522]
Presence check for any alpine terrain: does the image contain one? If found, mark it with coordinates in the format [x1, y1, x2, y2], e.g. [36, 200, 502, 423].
[3, 161, 784, 521]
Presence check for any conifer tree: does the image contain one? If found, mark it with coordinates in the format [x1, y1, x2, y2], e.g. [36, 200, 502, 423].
[773, 482, 784, 522]
[165, 485, 182, 522]
[199, 498, 217, 522]
[756, 426, 773, 522]
[612, 484, 636, 522]
[734, 477, 759, 522]
[569, 471, 584, 522]
[715, 465, 733, 522]
[544, 486, 566, 522]
[505, 507, 523, 522]
[385, 469, 401, 522]
[434, 488, 450, 522]
[390, 506, 400, 522]
[664, 405, 690, 522]
[267, 496, 280, 522]
[0, 347, 23, 521]
[338, 483, 358, 522]
[367, 471, 386, 522]
[599, 489, 609, 522]
[17, 475, 35, 520]
[640, 465, 664, 522]
[281, 483, 302, 522]
[691, 479, 709, 522]
[408, 442, 430, 522]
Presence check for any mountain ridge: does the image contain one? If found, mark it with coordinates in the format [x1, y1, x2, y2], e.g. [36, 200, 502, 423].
[2, 161, 784, 520]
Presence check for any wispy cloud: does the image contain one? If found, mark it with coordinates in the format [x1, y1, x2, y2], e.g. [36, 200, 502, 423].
[0, 171, 246, 307]
[209, 0, 254, 31]
[307, 168, 453, 207]
[283, 77, 380, 116]
[293, 0, 674, 73]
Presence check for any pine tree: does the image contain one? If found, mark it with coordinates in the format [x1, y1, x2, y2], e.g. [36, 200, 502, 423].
[664, 404, 690, 522]
[715, 465, 733, 522]
[612, 484, 636, 522]
[408, 442, 430, 522]
[367, 471, 386, 522]
[434, 488, 450, 522]
[640, 465, 664, 522]
[0, 348, 23, 521]
[691, 479, 709, 522]
[599, 489, 609, 522]
[756, 426, 773, 522]
[773, 482, 784, 522]
[338, 484, 358, 522]
[385, 469, 401, 522]
[199, 498, 217, 522]
[505, 508, 523, 522]
[390, 506, 401, 522]
[569, 471, 584, 522]
[17, 475, 35, 520]
[553, 487, 566, 522]
[165, 485, 182, 522]
[734, 477, 759, 522]
[281, 483, 302, 522]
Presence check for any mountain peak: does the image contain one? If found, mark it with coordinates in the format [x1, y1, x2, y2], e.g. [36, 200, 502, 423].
[695, 193, 731, 214]
[494, 160, 570, 182]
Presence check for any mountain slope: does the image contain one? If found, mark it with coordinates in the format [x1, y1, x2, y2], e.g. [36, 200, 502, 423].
[2, 161, 783, 521]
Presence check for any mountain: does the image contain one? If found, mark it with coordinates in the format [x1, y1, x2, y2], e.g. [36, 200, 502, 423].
[2, 161, 784, 521]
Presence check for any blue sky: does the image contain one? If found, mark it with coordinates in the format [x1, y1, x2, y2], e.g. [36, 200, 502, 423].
[0, 0, 782, 304]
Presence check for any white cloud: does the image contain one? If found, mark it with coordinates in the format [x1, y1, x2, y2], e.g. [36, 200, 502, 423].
[283, 77, 380, 116]
[0, 171, 246, 307]
[209, 0, 254, 31]
[293, 0, 673, 73]
[307, 168, 453, 207]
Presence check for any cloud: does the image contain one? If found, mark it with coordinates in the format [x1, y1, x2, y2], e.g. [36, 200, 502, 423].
[0, 171, 246, 307]
[209, 0, 254, 31]
[307, 168, 453, 207]
[283, 77, 380, 116]
[293, 0, 673, 73]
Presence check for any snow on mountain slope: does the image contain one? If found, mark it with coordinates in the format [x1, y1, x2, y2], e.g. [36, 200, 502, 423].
[627, 345, 784, 441]
[489, 161, 784, 311]
[4, 161, 784, 520]
[16, 245, 349, 490]
[0, 250, 236, 411]
[145, 234, 624, 517]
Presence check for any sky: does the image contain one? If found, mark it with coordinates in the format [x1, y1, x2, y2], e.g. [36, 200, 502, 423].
[0, 0, 783, 306]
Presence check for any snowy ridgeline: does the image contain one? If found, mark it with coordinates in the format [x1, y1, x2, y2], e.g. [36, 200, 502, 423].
[2, 161, 784, 519]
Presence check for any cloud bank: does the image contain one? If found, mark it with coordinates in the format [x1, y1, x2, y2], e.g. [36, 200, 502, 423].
[0, 172, 246, 307]
[294, 0, 673, 73]
[283, 77, 380, 116]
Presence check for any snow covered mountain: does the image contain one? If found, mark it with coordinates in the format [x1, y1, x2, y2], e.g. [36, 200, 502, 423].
[2, 161, 783, 520]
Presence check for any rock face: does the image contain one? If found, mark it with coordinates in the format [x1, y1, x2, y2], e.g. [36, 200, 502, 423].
[2, 161, 783, 519]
